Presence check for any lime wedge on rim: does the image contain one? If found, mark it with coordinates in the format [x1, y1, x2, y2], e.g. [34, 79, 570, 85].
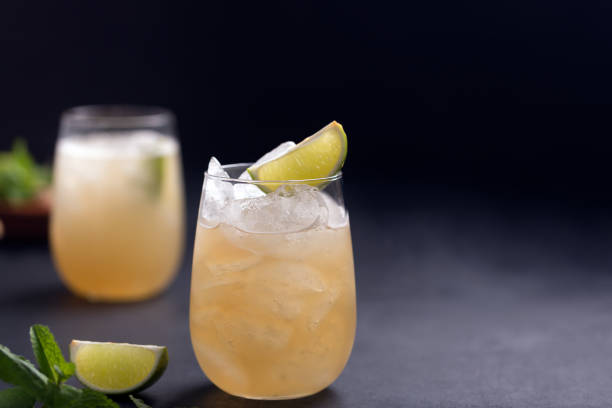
[70, 340, 168, 395]
[247, 121, 347, 192]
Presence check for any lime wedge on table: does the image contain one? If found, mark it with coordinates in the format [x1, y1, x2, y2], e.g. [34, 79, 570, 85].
[247, 121, 347, 192]
[70, 340, 168, 395]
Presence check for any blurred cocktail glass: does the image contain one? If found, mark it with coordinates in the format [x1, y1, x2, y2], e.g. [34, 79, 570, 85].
[50, 106, 185, 301]
[190, 163, 356, 399]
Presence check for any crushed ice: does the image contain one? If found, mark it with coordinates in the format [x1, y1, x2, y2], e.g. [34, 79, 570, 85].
[200, 149, 347, 231]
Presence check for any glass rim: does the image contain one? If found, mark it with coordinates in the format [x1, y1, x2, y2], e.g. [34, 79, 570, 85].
[61, 105, 174, 128]
[205, 162, 343, 184]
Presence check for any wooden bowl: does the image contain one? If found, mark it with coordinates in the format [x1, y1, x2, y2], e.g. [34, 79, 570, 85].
[0, 189, 51, 240]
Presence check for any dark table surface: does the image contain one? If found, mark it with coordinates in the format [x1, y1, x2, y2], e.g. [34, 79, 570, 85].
[3, 179, 612, 408]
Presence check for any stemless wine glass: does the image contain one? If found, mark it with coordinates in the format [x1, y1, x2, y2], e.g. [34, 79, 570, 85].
[190, 164, 356, 399]
[50, 105, 185, 302]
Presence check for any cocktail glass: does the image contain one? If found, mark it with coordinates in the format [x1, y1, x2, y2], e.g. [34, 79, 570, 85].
[50, 105, 185, 301]
[190, 163, 356, 399]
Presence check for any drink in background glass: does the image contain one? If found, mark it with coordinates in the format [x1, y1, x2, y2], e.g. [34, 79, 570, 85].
[190, 163, 356, 399]
[50, 106, 185, 301]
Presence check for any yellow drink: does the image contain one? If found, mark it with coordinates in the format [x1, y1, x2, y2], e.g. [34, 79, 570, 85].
[51, 133, 185, 301]
[190, 218, 356, 399]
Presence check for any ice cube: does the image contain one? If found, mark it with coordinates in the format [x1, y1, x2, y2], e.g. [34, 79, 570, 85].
[264, 294, 303, 320]
[230, 260, 326, 320]
[250, 141, 296, 169]
[198, 248, 261, 291]
[219, 224, 289, 257]
[221, 217, 350, 262]
[321, 191, 348, 228]
[205, 250, 261, 276]
[233, 176, 265, 200]
[214, 312, 292, 350]
[233, 183, 265, 199]
[233, 141, 296, 199]
[308, 290, 339, 330]
[227, 184, 327, 234]
[200, 157, 233, 226]
[207, 156, 229, 178]
[250, 260, 326, 293]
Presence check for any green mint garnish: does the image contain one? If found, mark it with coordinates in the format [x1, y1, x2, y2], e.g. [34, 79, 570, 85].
[30, 324, 75, 384]
[0, 387, 36, 408]
[65, 388, 119, 408]
[0, 324, 151, 408]
[130, 395, 153, 408]
[0, 139, 51, 206]
[0, 344, 49, 399]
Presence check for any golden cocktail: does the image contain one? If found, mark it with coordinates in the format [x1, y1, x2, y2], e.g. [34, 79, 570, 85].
[190, 162, 355, 399]
[51, 106, 185, 301]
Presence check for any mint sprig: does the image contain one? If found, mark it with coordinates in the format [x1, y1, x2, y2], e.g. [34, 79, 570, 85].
[0, 344, 49, 399]
[65, 389, 122, 408]
[0, 324, 149, 408]
[30, 325, 75, 384]
[0, 387, 36, 408]
[0, 139, 50, 206]
[130, 395, 153, 408]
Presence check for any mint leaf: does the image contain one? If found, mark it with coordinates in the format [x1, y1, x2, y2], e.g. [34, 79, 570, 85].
[0, 387, 35, 408]
[12, 140, 35, 171]
[129, 395, 152, 408]
[0, 139, 50, 206]
[29, 324, 74, 385]
[48, 383, 82, 406]
[66, 388, 119, 408]
[54, 363, 76, 383]
[0, 345, 48, 400]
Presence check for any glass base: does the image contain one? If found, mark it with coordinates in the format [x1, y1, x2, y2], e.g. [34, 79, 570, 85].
[66, 285, 167, 303]
[219, 385, 326, 401]
[233, 393, 317, 401]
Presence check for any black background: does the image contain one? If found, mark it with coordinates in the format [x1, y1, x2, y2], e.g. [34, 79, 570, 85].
[2, 1, 612, 199]
[4, 2, 612, 407]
